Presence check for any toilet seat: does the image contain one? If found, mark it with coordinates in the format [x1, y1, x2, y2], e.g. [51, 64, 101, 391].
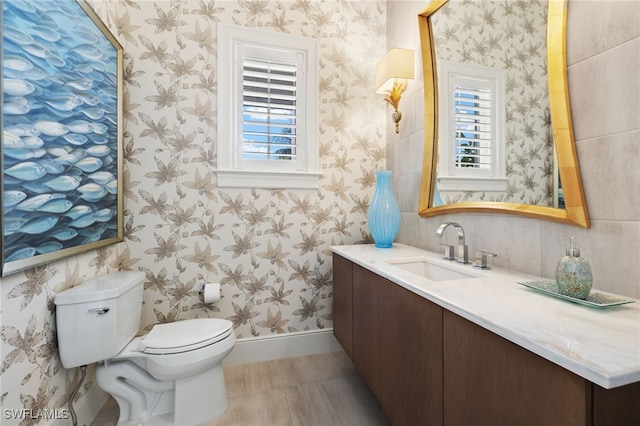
[140, 318, 233, 355]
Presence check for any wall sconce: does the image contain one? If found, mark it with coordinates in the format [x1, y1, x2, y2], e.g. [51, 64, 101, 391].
[375, 48, 415, 134]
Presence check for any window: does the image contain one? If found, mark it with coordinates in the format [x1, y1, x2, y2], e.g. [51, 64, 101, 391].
[216, 24, 320, 189]
[437, 61, 507, 192]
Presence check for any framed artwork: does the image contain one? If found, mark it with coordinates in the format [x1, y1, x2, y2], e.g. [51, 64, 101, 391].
[1, 0, 123, 276]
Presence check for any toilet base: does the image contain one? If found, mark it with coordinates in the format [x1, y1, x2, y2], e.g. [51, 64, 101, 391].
[116, 413, 172, 426]
[98, 360, 229, 425]
[173, 363, 228, 425]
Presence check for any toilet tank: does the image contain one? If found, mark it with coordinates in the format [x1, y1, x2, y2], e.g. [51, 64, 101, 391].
[54, 271, 145, 369]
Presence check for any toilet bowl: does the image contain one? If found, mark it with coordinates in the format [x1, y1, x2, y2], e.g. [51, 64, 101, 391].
[54, 272, 236, 425]
[97, 318, 236, 425]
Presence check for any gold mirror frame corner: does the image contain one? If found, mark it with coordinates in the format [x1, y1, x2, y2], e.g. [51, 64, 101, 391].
[417, 0, 590, 228]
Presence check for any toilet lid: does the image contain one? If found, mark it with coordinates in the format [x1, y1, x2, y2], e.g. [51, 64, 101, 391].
[140, 318, 233, 355]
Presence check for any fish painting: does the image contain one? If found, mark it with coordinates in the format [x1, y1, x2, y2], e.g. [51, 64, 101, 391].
[33, 120, 69, 137]
[19, 216, 59, 234]
[3, 55, 34, 72]
[65, 120, 93, 134]
[4, 218, 28, 235]
[3, 130, 24, 147]
[50, 228, 78, 241]
[77, 183, 108, 201]
[38, 159, 66, 174]
[87, 171, 115, 185]
[1, 0, 121, 269]
[5, 124, 40, 137]
[68, 212, 97, 228]
[5, 162, 47, 181]
[38, 198, 74, 213]
[86, 145, 110, 157]
[4, 191, 27, 207]
[44, 176, 82, 191]
[4, 148, 47, 160]
[75, 157, 104, 172]
[4, 78, 36, 96]
[16, 194, 64, 211]
[36, 241, 64, 254]
[63, 133, 89, 146]
[5, 247, 37, 262]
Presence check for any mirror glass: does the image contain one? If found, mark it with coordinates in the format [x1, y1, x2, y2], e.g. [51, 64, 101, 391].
[417, 0, 590, 227]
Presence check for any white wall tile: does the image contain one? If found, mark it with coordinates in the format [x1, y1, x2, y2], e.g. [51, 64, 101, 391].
[569, 38, 640, 141]
[577, 130, 640, 221]
[567, 0, 640, 66]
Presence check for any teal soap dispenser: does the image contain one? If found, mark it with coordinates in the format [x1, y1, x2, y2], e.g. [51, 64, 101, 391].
[555, 237, 593, 299]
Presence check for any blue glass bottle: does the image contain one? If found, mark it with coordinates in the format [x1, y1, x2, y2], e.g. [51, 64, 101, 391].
[368, 170, 401, 248]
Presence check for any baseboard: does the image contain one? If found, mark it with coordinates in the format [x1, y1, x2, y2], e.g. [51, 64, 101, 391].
[51, 383, 110, 426]
[223, 328, 342, 366]
[50, 329, 340, 425]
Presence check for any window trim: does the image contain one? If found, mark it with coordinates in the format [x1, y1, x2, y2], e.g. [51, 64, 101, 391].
[216, 24, 320, 189]
[437, 61, 507, 192]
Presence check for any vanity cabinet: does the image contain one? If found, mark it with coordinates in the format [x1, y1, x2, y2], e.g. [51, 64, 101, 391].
[352, 263, 443, 426]
[332, 254, 353, 359]
[332, 253, 443, 425]
[443, 310, 590, 425]
[592, 382, 640, 426]
[332, 253, 640, 426]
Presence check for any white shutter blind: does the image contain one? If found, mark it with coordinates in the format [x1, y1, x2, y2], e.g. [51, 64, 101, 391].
[453, 83, 493, 170]
[242, 58, 297, 162]
[436, 61, 506, 192]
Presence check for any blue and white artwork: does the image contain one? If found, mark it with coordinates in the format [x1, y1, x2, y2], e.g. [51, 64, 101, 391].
[2, 0, 122, 275]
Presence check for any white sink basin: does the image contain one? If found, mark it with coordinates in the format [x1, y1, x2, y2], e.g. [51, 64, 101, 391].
[381, 257, 481, 281]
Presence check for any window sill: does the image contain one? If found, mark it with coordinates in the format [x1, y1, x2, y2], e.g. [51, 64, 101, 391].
[437, 176, 508, 192]
[216, 169, 322, 189]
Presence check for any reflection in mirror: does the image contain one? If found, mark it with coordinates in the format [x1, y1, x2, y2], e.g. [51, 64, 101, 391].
[417, 0, 590, 227]
[432, 0, 552, 206]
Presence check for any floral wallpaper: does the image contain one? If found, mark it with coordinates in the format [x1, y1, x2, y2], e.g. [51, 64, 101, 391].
[432, 0, 553, 205]
[0, 0, 386, 422]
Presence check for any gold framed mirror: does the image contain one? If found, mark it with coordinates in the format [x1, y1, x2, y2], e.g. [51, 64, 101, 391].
[417, 0, 589, 228]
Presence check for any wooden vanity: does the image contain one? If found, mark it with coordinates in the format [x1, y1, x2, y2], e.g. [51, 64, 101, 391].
[332, 246, 640, 426]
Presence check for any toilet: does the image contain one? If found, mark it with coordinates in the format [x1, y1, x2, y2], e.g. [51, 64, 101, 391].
[54, 271, 236, 425]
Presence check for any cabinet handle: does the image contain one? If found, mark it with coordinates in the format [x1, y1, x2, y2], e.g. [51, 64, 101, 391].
[88, 307, 110, 315]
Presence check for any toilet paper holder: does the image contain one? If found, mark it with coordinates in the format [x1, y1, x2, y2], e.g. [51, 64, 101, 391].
[198, 282, 221, 303]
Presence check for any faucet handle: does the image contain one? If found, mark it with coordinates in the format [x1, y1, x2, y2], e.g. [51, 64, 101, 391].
[474, 251, 497, 270]
[440, 243, 455, 261]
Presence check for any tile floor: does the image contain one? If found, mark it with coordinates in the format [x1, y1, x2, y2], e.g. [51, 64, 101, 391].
[90, 350, 390, 426]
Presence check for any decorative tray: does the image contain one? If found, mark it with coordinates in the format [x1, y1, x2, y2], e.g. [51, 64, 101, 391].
[517, 280, 636, 308]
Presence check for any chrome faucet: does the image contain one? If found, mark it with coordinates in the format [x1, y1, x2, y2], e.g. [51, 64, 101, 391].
[436, 222, 469, 264]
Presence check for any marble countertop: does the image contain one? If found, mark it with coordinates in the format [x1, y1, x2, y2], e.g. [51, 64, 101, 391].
[331, 243, 640, 389]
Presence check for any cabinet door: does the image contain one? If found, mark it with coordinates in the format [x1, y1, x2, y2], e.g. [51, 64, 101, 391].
[353, 264, 443, 426]
[332, 254, 353, 359]
[443, 310, 591, 426]
[592, 381, 640, 426]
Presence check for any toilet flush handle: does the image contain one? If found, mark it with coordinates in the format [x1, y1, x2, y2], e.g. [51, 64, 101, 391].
[88, 307, 110, 315]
